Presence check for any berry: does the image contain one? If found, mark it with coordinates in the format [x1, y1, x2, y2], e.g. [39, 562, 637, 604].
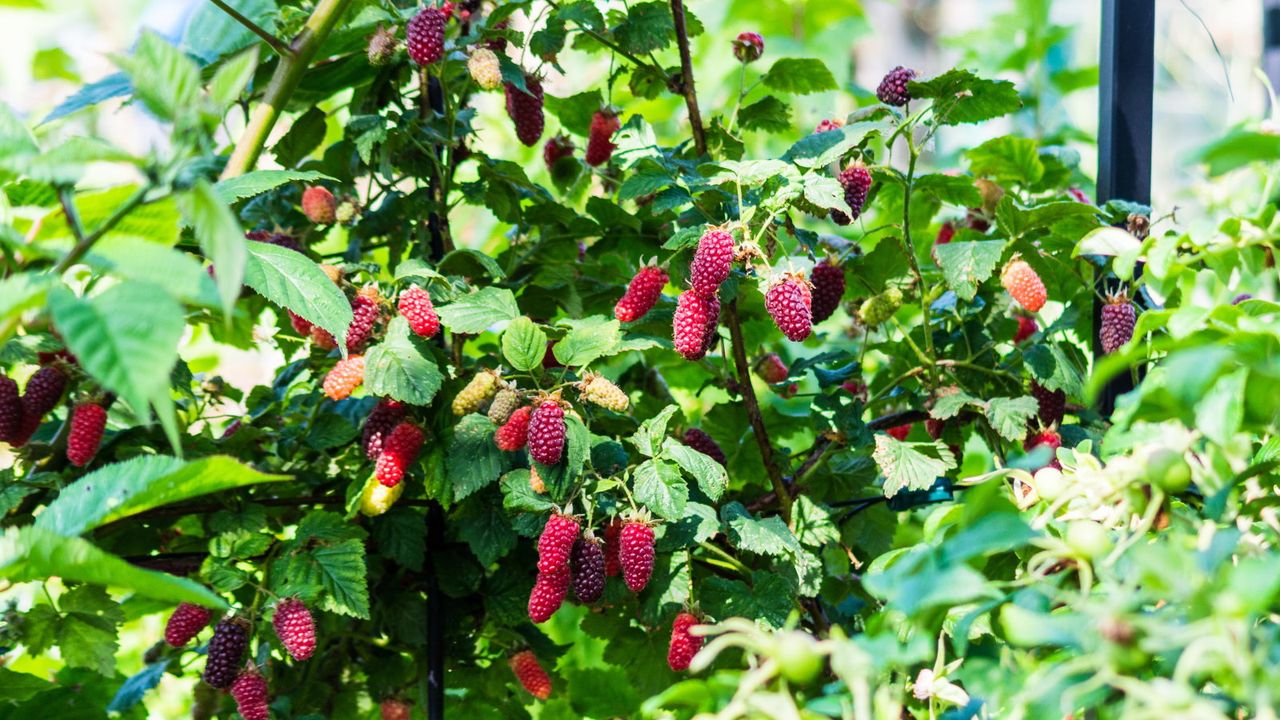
[202, 619, 249, 689]
[615, 265, 668, 323]
[288, 310, 314, 337]
[618, 521, 655, 593]
[322, 355, 365, 401]
[673, 291, 717, 360]
[495, 406, 532, 451]
[765, 274, 813, 342]
[376, 422, 425, 487]
[347, 289, 383, 353]
[1067, 187, 1091, 204]
[246, 230, 304, 254]
[876, 66, 917, 106]
[509, 650, 552, 700]
[1024, 428, 1063, 469]
[301, 186, 336, 224]
[682, 428, 726, 466]
[935, 221, 956, 247]
[858, 287, 903, 327]
[164, 602, 212, 647]
[700, 294, 721, 355]
[22, 365, 66, 419]
[732, 31, 764, 63]
[367, 25, 399, 66]
[272, 598, 316, 661]
[830, 209, 851, 226]
[529, 464, 546, 494]
[467, 47, 501, 90]
[689, 229, 735, 297]
[584, 110, 620, 167]
[381, 700, 411, 720]
[334, 201, 357, 224]
[527, 401, 566, 465]
[406, 6, 447, 66]
[886, 424, 912, 441]
[537, 512, 580, 573]
[485, 20, 509, 51]
[814, 118, 844, 133]
[925, 418, 945, 440]
[1031, 381, 1066, 427]
[755, 353, 789, 384]
[396, 286, 439, 338]
[1001, 257, 1047, 313]
[809, 259, 846, 323]
[360, 475, 404, 516]
[230, 671, 270, 720]
[527, 565, 570, 622]
[487, 388, 520, 424]
[311, 325, 338, 351]
[0, 375, 22, 443]
[1100, 293, 1136, 354]
[570, 537, 605, 603]
[362, 399, 407, 459]
[667, 612, 702, 672]
[842, 381, 868, 399]
[576, 373, 629, 412]
[603, 520, 622, 577]
[1013, 315, 1038, 344]
[541, 340, 562, 369]
[66, 402, 107, 467]
[505, 75, 545, 147]
[837, 162, 872, 221]
[452, 371, 499, 416]
[543, 134, 575, 170]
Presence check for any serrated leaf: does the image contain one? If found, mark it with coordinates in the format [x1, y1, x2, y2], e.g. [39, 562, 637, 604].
[930, 392, 982, 420]
[111, 32, 199, 123]
[500, 470, 555, 513]
[309, 539, 370, 618]
[58, 611, 118, 675]
[179, 178, 245, 316]
[502, 317, 547, 372]
[720, 502, 800, 557]
[438, 247, 506, 280]
[214, 170, 331, 205]
[632, 458, 687, 520]
[965, 135, 1044, 186]
[909, 69, 1021, 125]
[553, 316, 620, 367]
[985, 396, 1039, 441]
[934, 240, 1005, 301]
[274, 106, 327, 168]
[657, 502, 718, 551]
[207, 44, 258, 111]
[364, 317, 445, 405]
[661, 438, 726, 501]
[914, 173, 982, 207]
[872, 436, 957, 498]
[437, 286, 519, 334]
[243, 241, 352, 349]
[631, 404, 679, 457]
[447, 414, 510, 502]
[1024, 343, 1085, 396]
[613, 1, 672, 54]
[700, 574, 793, 627]
[801, 174, 844, 211]
[762, 58, 837, 95]
[457, 496, 517, 566]
[737, 96, 792, 132]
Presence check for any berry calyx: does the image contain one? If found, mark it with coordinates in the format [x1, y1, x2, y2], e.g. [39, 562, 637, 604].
[301, 186, 336, 224]
[505, 75, 545, 147]
[682, 428, 726, 466]
[406, 6, 447, 66]
[732, 31, 764, 63]
[398, 286, 440, 338]
[202, 618, 249, 689]
[1001, 256, 1047, 313]
[528, 400, 566, 465]
[584, 109, 620, 167]
[66, 402, 107, 467]
[837, 161, 873, 221]
[689, 229, 735, 298]
[876, 66, 917, 106]
[765, 273, 813, 342]
[272, 598, 316, 661]
[667, 612, 703, 672]
[322, 355, 365, 401]
[164, 602, 212, 647]
[1100, 292, 1136, 354]
[509, 650, 552, 700]
[375, 422, 425, 487]
[618, 519, 656, 593]
[809, 259, 846, 324]
[615, 265, 668, 323]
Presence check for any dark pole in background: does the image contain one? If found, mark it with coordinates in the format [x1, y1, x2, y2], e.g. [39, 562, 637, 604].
[424, 74, 446, 720]
[1095, 0, 1155, 417]
[1267, 0, 1280, 114]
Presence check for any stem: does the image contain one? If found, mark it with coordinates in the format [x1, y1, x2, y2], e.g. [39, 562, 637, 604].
[209, 0, 292, 58]
[221, 0, 354, 179]
[53, 186, 152, 273]
[669, 0, 706, 156]
[725, 299, 791, 524]
[900, 133, 938, 386]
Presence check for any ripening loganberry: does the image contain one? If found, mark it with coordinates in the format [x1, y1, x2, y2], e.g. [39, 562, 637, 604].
[367, 25, 399, 66]
[202, 619, 249, 689]
[577, 373, 629, 412]
[570, 537, 606, 603]
[527, 565, 570, 623]
[495, 406, 532, 451]
[837, 161, 872, 221]
[765, 273, 813, 342]
[346, 289, 383, 353]
[66, 402, 107, 467]
[380, 699, 411, 720]
[584, 110, 620, 167]
[876, 66, 917, 106]
[0, 375, 21, 443]
[537, 512, 580, 573]
[272, 598, 316, 661]
[886, 424, 912, 441]
[509, 650, 552, 700]
[487, 388, 520, 424]
[322, 355, 365, 401]
[406, 6, 447, 66]
[527, 401, 566, 465]
[668, 612, 703, 672]
[164, 602, 212, 647]
[682, 428, 726, 465]
[301, 186, 336, 224]
[1100, 293, 1136, 354]
[1024, 428, 1063, 469]
[619, 520, 655, 593]
[1014, 315, 1038, 344]
[1031, 381, 1066, 427]
[1001, 257, 1047, 313]
[376, 422, 425, 487]
[543, 134, 575, 170]
[452, 371, 499, 416]
[615, 265, 668, 323]
[505, 75, 545, 147]
[603, 520, 622, 577]
[858, 287, 903, 327]
[732, 31, 764, 63]
[288, 310, 313, 337]
[360, 475, 404, 517]
[689, 229, 735, 297]
[755, 353, 789, 384]
[673, 291, 717, 360]
[815, 118, 844, 133]
[467, 47, 502, 90]
[809, 259, 846, 324]
[362, 399, 406, 459]
[230, 670, 270, 720]
[398, 286, 440, 338]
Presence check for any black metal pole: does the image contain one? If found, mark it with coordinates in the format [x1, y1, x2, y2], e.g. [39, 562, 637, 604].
[1266, 0, 1280, 111]
[424, 72, 446, 720]
[1095, 0, 1155, 417]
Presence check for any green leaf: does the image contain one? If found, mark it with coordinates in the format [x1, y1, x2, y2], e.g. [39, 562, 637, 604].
[801, 174, 844, 211]
[457, 495, 518, 566]
[613, 1, 672, 54]
[631, 404, 679, 457]
[872, 436, 957, 498]
[214, 169, 331, 205]
[553, 316, 621, 367]
[984, 396, 1039, 442]
[633, 459, 687, 520]
[1024, 343, 1085, 396]
[1195, 130, 1280, 177]
[83, 237, 217, 307]
[0, 526, 227, 608]
[438, 247, 506, 281]
[909, 69, 1021, 125]
[661, 438, 726, 501]
[207, 45, 259, 112]
[0, 668, 53, 703]
[272, 106, 327, 168]
[930, 391, 982, 420]
[308, 539, 370, 618]
[737, 96, 792, 132]
[447, 414, 510, 502]
[700, 573, 793, 627]
[720, 502, 800, 557]
[500, 470, 555, 514]
[36, 455, 288, 536]
[502, 317, 547, 372]
[762, 58, 838, 95]
[914, 173, 982, 207]
[364, 317, 445, 406]
[48, 283, 183, 422]
[934, 240, 1006, 301]
[243, 241, 352, 349]
[371, 508, 426, 572]
[179, 178, 246, 316]
[111, 32, 200, 123]
[437, 287, 519, 334]
[965, 135, 1044, 186]
[0, 273, 54, 324]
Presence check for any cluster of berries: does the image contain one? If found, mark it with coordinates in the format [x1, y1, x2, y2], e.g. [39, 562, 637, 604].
[1, 358, 111, 467]
[528, 513, 655, 623]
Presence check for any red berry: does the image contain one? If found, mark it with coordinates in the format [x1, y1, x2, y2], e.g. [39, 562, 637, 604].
[814, 118, 844, 133]
[527, 565, 570, 623]
[667, 612, 703, 671]
[272, 598, 316, 661]
[495, 406, 532, 451]
[398, 286, 439, 338]
[682, 428, 726, 466]
[615, 265, 668, 323]
[886, 424, 912, 441]
[541, 340, 562, 369]
[673, 291, 717, 360]
[509, 650, 552, 700]
[688, 229, 735, 297]
[322, 355, 365, 401]
[603, 520, 622, 577]
[347, 289, 383, 353]
[537, 512, 580, 573]
[619, 521, 655, 593]
[965, 209, 991, 233]
[809, 259, 845, 324]
[842, 381, 867, 399]
[311, 325, 338, 351]
[14, 365, 67, 446]
[1001, 257, 1047, 313]
[380, 699, 412, 720]
[876, 66, 917, 106]
[362, 399, 407, 459]
[935, 221, 956, 246]
[570, 537, 605, 603]
[527, 401, 566, 465]
[925, 418, 945, 440]
[1024, 428, 1062, 469]
[755, 353, 789, 384]
[406, 6, 447, 65]
[376, 422, 425, 487]
[542, 134, 575, 169]
[230, 671, 270, 720]
[202, 619, 249, 689]
[66, 402, 107, 467]
[732, 31, 764, 63]
[1031, 381, 1066, 427]
[765, 274, 813, 342]
[1066, 187, 1091, 204]
[700, 294, 721, 354]
[288, 310, 314, 337]
[301, 186, 336, 224]
[837, 162, 872, 221]
[505, 75, 545, 147]
[1100, 293, 1136, 354]
[584, 110, 620, 167]
[0, 375, 22, 443]
[164, 602, 212, 647]
[1013, 315, 1038, 344]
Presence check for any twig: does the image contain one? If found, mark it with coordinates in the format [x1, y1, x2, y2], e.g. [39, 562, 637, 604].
[209, 0, 292, 58]
[669, 0, 706, 156]
[53, 186, 151, 273]
[725, 299, 791, 524]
